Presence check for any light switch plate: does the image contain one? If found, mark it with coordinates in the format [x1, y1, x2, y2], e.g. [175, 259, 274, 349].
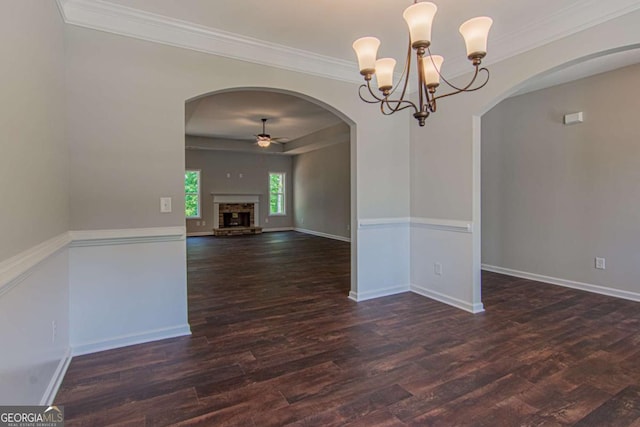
[160, 197, 172, 213]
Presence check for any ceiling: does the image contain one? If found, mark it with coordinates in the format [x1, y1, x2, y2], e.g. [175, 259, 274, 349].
[61, 0, 640, 149]
[86, 0, 640, 76]
[186, 91, 342, 142]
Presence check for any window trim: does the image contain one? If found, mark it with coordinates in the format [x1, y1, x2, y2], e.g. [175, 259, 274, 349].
[185, 169, 201, 219]
[268, 171, 286, 216]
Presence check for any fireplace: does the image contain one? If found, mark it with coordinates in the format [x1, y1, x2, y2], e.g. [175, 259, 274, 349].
[212, 195, 263, 236]
[223, 211, 250, 228]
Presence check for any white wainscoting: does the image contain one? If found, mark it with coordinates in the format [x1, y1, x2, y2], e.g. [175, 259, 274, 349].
[351, 218, 410, 302]
[410, 218, 484, 314]
[0, 226, 191, 405]
[482, 264, 640, 303]
[69, 227, 191, 356]
[0, 236, 71, 405]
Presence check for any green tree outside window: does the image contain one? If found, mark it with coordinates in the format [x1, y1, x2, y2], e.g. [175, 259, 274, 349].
[185, 170, 200, 218]
[269, 172, 285, 215]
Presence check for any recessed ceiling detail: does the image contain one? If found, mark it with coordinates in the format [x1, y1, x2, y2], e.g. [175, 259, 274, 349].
[185, 90, 343, 141]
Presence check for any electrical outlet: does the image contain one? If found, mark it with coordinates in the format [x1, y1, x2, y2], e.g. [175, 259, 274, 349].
[52, 320, 57, 343]
[265, 218, 269, 224]
[434, 262, 443, 276]
[202, 221, 206, 226]
[595, 257, 606, 270]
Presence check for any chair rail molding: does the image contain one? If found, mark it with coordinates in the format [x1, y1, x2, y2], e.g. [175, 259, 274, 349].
[410, 217, 472, 233]
[0, 233, 71, 297]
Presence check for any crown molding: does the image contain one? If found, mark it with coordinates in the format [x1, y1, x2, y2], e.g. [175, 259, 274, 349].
[447, 0, 640, 75]
[58, 0, 362, 84]
[58, 0, 640, 83]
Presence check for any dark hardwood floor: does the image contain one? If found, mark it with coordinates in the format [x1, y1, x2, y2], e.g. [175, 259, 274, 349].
[56, 232, 640, 426]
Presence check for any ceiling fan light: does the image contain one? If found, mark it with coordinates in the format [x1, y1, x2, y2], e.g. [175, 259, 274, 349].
[403, 2, 437, 49]
[459, 16, 493, 60]
[257, 136, 271, 148]
[353, 37, 380, 75]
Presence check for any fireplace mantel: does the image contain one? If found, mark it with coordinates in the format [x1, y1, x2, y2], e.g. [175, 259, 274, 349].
[212, 194, 260, 204]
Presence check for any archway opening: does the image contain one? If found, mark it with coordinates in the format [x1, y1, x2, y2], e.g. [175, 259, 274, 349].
[475, 46, 640, 305]
[182, 87, 358, 317]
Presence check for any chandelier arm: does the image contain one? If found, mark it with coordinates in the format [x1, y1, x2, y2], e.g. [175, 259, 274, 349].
[378, 40, 415, 113]
[386, 38, 412, 98]
[380, 99, 418, 115]
[395, 38, 414, 101]
[433, 67, 490, 101]
[358, 82, 385, 104]
[422, 83, 435, 113]
[426, 47, 489, 94]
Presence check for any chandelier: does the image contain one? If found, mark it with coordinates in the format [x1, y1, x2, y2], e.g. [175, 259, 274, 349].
[352, 1, 492, 126]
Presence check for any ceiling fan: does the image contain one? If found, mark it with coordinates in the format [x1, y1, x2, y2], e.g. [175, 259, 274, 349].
[255, 118, 285, 148]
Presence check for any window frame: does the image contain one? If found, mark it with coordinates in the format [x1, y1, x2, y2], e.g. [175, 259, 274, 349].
[185, 169, 201, 219]
[268, 171, 286, 216]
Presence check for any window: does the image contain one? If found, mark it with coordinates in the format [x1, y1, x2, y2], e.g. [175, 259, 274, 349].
[185, 170, 201, 218]
[269, 172, 285, 215]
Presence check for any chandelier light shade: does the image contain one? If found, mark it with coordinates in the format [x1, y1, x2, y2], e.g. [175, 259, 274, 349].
[402, 2, 437, 48]
[352, 1, 493, 126]
[423, 54, 444, 87]
[375, 58, 396, 91]
[459, 17, 493, 59]
[353, 37, 381, 75]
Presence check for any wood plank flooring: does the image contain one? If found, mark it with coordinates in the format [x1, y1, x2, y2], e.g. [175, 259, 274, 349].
[55, 232, 640, 426]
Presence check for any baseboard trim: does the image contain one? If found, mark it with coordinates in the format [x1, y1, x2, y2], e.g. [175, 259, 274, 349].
[482, 264, 640, 303]
[263, 227, 295, 233]
[40, 348, 72, 405]
[72, 324, 192, 356]
[0, 233, 71, 298]
[186, 231, 214, 237]
[294, 228, 351, 243]
[69, 226, 186, 247]
[348, 285, 409, 302]
[410, 283, 485, 313]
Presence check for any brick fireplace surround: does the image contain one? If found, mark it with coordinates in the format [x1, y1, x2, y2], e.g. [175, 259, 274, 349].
[212, 195, 263, 236]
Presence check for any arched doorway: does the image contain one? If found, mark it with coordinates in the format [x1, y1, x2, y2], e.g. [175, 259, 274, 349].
[183, 87, 357, 299]
[473, 45, 640, 308]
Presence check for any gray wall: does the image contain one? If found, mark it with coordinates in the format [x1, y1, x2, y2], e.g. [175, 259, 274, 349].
[0, 1, 69, 261]
[185, 147, 293, 233]
[62, 21, 412, 300]
[0, 1, 70, 404]
[482, 63, 640, 294]
[293, 140, 350, 239]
